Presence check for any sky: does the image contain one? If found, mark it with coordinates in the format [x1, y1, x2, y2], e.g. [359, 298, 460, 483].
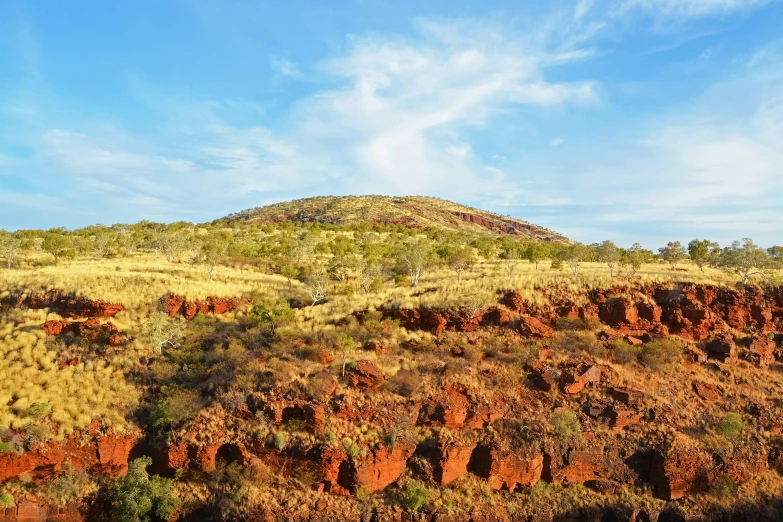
[0, 0, 782, 247]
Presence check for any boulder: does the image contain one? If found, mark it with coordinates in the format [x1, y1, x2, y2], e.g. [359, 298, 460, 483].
[706, 333, 737, 364]
[345, 361, 384, 391]
[559, 363, 601, 394]
[649, 445, 711, 500]
[517, 316, 553, 339]
[693, 381, 721, 402]
[426, 440, 477, 485]
[470, 445, 544, 491]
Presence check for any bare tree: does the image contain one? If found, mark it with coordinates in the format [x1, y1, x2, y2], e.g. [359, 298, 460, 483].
[305, 269, 330, 306]
[140, 312, 186, 355]
[395, 241, 434, 287]
[447, 247, 476, 283]
[359, 261, 382, 293]
[0, 233, 21, 275]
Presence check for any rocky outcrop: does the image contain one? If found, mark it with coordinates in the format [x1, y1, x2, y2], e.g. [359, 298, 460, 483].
[39, 319, 126, 346]
[345, 361, 384, 391]
[353, 443, 417, 492]
[559, 362, 601, 394]
[425, 439, 477, 485]
[0, 421, 138, 483]
[3, 291, 122, 318]
[649, 444, 711, 500]
[470, 444, 544, 491]
[517, 316, 553, 338]
[706, 333, 738, 364]
[163, 294, 246, 320]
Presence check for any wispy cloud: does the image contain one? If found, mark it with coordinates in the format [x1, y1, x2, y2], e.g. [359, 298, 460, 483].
[270, 56, 301, 77]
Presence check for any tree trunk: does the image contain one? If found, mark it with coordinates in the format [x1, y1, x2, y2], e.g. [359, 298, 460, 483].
[208, 266, 214, 281]
[457, 269, 462, 283]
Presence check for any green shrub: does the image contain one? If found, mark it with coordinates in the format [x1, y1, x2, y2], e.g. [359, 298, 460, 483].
[26, 402, 51, 419]
[369, 278, 384, 293]
[343, 437, 360, 459]
[0, 442, 17, 453]
[45, 468, 92, 505]
[149, 387, 204, 432]
[274, 432, 288, 450]
[715, 413, 744, 439]
[0, 493, 14, 508]
[108, 456, 180, 522]
[250, 299, 295, 330]
[554, 316, 600, 331]
[398, 480, 430, 512]
[610, 339, 641, 364]
[550, 331, 605, 357]
[286, 419, 307, 432]
[638, 339, 681, 371]
[709, 475, 739, 498]
[549, 410, 583, 447]
[394, 274, 411, 287]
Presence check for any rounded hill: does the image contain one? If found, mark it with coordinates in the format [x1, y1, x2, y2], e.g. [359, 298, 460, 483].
[223, 195, 568, 242]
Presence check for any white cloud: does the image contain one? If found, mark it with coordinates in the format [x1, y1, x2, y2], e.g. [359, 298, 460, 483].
[619, 0, 771, 19]
[270, 56, 301, 77]
[550, 137, 565, 146]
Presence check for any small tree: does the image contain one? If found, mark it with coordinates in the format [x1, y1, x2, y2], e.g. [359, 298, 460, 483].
[0, 232, 21, 275]
[767, 246, 783, 271]
[395, 241, 434, 287]
[688, 239, 720, 271]
[559, 244, 591, 275]
[141, 312, 186, 355]
[447, 247, 475, 283]
[328, 254, 354, 282]
[658, 241, 687, 270]
[277, 263, 299, 286]
[41, 232, 71, 264]
[199, 239, 228, 281]
[359, 261, 382, 293]
[523, 242, 549, 270]
[595, 240, 621, 278]
[719, 238, 769, 285]
[305, 269, 330, 306]
[334, 331, 356, 377]
[108, 456, 180, 522]
[620, 243, 651, 275]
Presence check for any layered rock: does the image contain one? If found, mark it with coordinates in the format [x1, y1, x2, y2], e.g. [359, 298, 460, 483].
[163, 294, 246, 319]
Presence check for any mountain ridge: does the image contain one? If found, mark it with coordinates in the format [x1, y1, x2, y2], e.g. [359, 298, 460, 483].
[223, 195, 569, 242]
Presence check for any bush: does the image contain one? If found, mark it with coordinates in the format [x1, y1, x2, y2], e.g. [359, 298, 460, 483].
[0, 442, 17, 453]
[709, 475, 739, 498]
[342, 437, 360, 459]
[274, 432, 288, 450]
[26, 402, 51, 419]
[550, 331, 605, 358]
[394, 274, 411, 287]
[45, 468, 92, 505]
[386, 370, 421, 397]
[554, 316, 600, 331]
[250, 299, 295, 330]
[610, 339, 641, 364]
[369, 278, 384, 293]
[398, 480, 430, 512]
[149, 387, 204, 433]
[549, 410, 583, 447]
[0, 493, 14, 508]
[715, 413, 744, 439]
[109, 456, 180, 522]
[638, 339, 681, 371]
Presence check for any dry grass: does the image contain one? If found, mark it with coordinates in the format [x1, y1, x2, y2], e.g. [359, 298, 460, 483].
[0, 310, 139, 438]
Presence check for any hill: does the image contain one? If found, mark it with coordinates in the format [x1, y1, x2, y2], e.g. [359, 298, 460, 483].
[224, 195, 569, 241]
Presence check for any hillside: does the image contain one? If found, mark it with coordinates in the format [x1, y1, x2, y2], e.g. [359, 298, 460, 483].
[224, 195, 569, 241]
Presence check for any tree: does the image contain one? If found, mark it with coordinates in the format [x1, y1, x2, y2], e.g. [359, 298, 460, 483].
[523, 242, 549, 270]
[688, 239, 720, 271]
[500, 243, 522, 278]
[395, 241, 435, 287]
[0, 232, 21, 275]
[199, 239, 228, 281]
[768, 246, 783, 271]
[278, 263, 299, 286]
[140, 312, 186, 355]
[305, 269, 330, 306]
[558, 244, 591, 275]
[620, 243, 652, 275]
[334, 332, 356, 377]
[447, 247, 475, 283]
[328, 254, 354, 282]
[658, 241, 687, 270]
[251, 299, 295, 332]
[108, 456, 180, 522]
[595, 240, 621, 278]
[93, 232, 115, 258]
[358, 261, 382, 293]
[159, 234, 187, 262]
[719, 238, 769, 285]
[41, 232, 71, 264]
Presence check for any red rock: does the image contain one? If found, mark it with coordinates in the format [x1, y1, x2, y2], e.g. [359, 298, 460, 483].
[164, 294, 186, 317]
[624, 335, 643, 347]
[363, 341, 393, 355]
[559, 363, 601, 394]
[706, 333, 737, 364]
[311, 370, 337, 396]
[354, 443, 416, 492]
[598, 297, 638, 326]
[549, 445, 613, 485]
[40, 320, 72, 336]
[529, 364, 556, 392]
[470, 445, 543, 491]
[345, 361, 384, 391]
[693, 381, 721, 402]
[649, 445, 711, 500]
[637, 302, 662, 323]
[517, 316, 553, 339]
[748, 335, 776, 368]
[183, 302, 198, 320]
[605, 405, 642, 430]
[610, 388, 643, 406]
[426, 439, 477, 485]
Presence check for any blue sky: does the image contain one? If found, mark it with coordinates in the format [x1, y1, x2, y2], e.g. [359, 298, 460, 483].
[1, 0, 781, 247]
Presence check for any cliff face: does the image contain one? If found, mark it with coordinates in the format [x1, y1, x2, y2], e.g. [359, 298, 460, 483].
[2, 282, 783, 521]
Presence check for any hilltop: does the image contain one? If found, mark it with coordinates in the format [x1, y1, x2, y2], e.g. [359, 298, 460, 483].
[224, 195, 569, 242]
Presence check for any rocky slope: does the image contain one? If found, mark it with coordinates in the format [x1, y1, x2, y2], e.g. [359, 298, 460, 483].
[223, 195, 569, 241]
